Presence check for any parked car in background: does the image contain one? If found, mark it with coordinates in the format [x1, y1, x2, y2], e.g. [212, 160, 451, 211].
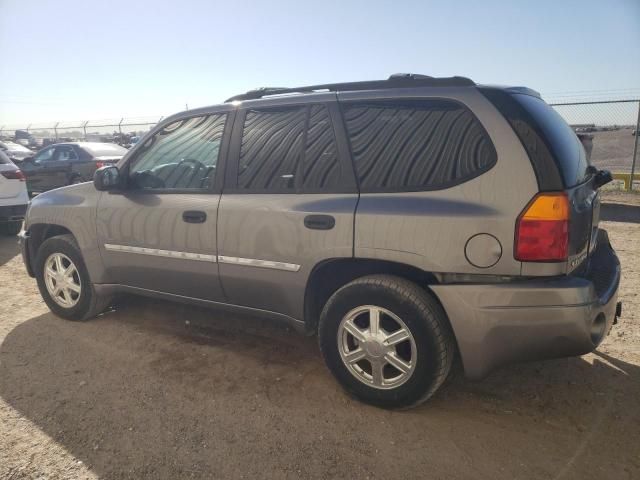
[19, 74, 621, 408]
[14, 129, 39, 149]
[0, 150, 28, 235]
[0, 140, 34, 163]
[20, 142, 127, 195]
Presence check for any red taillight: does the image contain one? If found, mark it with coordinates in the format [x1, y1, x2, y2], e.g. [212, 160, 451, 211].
[515, 193, 569, 262]
[1, 169, 26, 181]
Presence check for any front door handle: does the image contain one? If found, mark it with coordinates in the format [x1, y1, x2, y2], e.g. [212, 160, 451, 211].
[304, 214, 335, 230]
[183, 210, 207, 224]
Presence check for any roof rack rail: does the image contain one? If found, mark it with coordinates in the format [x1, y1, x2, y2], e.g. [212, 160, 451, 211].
[225, 73, 475, 102]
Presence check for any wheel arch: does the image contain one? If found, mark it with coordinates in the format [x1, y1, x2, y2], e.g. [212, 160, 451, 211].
[25, 223, 102, 281]
[303, 258, 443, 333]
[28, 223, 75, 260]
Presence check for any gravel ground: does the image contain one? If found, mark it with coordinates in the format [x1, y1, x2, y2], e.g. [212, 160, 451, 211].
[0, 193, 638, 480]
[586, 128, 638, 173]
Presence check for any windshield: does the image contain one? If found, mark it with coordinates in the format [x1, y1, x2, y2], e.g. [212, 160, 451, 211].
[81, 143, 128, 157]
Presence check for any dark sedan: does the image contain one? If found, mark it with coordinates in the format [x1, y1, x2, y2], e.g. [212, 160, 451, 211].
[21, 142, 127, 194]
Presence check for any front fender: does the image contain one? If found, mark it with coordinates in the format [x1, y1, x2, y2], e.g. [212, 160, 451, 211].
[26, 184, 106, 283]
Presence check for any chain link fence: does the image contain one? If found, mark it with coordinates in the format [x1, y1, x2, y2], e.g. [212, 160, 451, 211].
[0, 116, 163, 145]
[549, 99, 639, 191]
[2, 98, 639, 189]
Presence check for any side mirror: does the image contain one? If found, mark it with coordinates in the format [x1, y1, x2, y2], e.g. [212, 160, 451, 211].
[94, 165, 121, 191]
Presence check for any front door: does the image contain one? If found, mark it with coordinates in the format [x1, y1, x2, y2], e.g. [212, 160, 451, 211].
[44, 145, 77, 188]
[217, 99, 358, 321]
[96, 110, 232, 301]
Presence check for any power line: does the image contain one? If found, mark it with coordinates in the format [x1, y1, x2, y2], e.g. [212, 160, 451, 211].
[543, 88, 640, 95]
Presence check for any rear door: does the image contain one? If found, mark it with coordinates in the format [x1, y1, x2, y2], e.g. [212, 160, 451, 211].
[217, 96, 358, 321]
[96, 110, 232, 301]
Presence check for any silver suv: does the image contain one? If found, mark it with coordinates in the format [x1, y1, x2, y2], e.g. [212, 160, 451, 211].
[19, 74, 622, 408]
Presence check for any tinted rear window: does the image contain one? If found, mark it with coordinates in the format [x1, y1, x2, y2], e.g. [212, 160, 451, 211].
[237, 105, 344, 192]
[511, 94, 588, 187]
[342, 99, 497, 192]
[302, 105, 341, 190]
[238, 107, 305, 191]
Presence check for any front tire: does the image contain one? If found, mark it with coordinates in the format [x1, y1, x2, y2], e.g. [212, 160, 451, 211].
[318, 275, 455, 409]
[35, 234, 110, 321]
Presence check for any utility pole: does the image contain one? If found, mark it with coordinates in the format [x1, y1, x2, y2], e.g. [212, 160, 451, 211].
[630, 101, 640, 192]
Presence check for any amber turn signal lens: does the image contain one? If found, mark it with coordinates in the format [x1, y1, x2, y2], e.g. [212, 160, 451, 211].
[520, 193, 569, 221]
[515, 193, 570, 262]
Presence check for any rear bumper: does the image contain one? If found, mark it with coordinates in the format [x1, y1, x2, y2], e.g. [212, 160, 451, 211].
[0, 203, 27, 223]
[431, 229, 621, 380]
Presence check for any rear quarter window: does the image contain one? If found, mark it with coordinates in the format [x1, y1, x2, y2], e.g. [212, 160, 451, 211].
[342, 99, 497, 192]
[512, 94, 588, 187]
[480, 88, 588, 189]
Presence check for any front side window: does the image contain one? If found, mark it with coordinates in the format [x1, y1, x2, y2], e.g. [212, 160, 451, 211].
[343, 100, 497, 192]
[129, 114, 226, 190]
[34, 147, 55, 163]
[238, 107, 305, 191]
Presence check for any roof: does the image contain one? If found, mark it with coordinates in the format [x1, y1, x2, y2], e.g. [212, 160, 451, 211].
[45, 142, 128, 155]
[48, 141, 125, 148]
[225, 73, 475, 103]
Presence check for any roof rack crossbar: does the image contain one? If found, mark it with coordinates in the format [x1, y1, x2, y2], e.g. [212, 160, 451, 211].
[225, 73, 474, 102]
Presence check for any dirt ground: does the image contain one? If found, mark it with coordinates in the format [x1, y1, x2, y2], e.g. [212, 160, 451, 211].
[0, 193, 639, 480]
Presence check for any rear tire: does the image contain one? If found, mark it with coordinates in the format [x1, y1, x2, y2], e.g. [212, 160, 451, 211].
[35, 234, 111, 321]
[318, 274, 455, 409]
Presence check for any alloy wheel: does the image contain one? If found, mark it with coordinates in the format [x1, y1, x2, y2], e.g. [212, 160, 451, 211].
[43, 253, 82, 308]
[337, 305, 417, 389]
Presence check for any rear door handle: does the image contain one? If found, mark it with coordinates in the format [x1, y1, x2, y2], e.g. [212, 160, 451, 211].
[183, 210, 207, 223]
[304, 214, 335, 230]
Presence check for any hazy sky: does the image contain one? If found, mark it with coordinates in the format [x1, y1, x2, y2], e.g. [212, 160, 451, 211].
[0, 0, 638, 126]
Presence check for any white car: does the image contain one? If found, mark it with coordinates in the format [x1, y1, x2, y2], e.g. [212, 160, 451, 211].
[0, 150, 29, 235]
